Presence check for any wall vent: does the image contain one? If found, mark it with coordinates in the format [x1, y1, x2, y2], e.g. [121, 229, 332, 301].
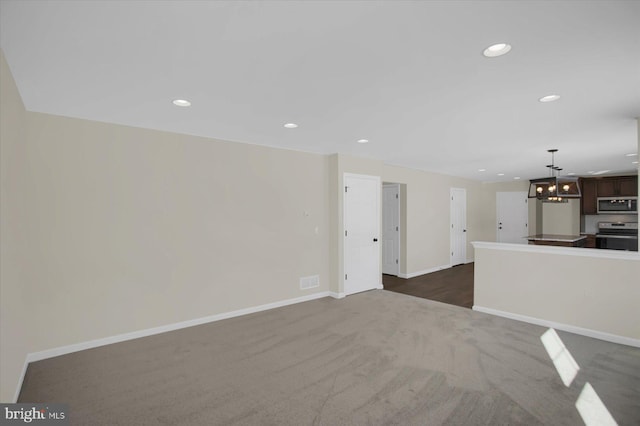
[299, 275, 320, 290]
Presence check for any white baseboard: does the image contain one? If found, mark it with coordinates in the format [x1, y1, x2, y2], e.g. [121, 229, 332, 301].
[329, 291, 345, 299]
[15, 291, 331, 401]
[473, 305, 640, 348]
[398, 264, 450, 279]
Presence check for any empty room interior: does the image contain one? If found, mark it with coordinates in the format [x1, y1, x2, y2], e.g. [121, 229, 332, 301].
[1, 1, 639, 425]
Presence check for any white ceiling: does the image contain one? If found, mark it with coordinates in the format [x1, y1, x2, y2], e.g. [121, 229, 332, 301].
[1, 0, 639, 182]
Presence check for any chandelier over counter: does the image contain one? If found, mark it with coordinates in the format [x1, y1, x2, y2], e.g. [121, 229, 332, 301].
[528, 149, 581, 203]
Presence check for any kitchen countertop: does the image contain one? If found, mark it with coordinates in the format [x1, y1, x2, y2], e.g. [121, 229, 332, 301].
[527, 234, 587, 243]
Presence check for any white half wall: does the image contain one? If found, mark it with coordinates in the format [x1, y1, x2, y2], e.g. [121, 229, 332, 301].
[472, 242, 640, 344]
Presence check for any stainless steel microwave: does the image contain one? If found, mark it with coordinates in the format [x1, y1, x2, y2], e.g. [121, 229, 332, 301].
[597, 197, 638, 214]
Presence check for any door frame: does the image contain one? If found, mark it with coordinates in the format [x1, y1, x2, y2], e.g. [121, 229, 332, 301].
[382, 183, 401, 276]
[343, 173, 382, 296]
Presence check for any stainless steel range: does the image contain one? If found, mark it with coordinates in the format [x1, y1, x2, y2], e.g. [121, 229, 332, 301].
[596, 222, 638, 251]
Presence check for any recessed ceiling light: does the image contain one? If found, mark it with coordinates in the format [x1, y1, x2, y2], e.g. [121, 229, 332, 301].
[283, 123, 298, 129]
[626, 153, 638, 157]
[172, 99, 191, 107]
[357, 139, 369, 144]
[497, 173, 505, 176]
[633, 161, 639, 164]
[591, 170, 610, 175]
[483, 43, 512, 57]
[478, 169, 486, 172]
[567, 172, 576, 176]
[539, 94, 560, 103]
[514, 177, 521, 180]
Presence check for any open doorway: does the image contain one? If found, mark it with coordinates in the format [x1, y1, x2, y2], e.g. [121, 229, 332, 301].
[382, 183, 472, 308]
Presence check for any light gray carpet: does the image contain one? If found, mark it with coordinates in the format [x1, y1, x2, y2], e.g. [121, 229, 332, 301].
[19, 290, 640, 425]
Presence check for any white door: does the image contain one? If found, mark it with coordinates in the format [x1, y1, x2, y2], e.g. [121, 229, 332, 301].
[450, 188, 467, 266]
[344, 173, 381, 295]
[382, 184, 400, 276]
[497, 191, 529, 244]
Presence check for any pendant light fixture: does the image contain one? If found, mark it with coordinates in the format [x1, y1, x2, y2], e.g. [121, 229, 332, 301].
[528, 149, 581, 202]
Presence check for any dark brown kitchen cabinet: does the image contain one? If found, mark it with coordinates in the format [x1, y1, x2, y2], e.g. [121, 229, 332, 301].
[593, 176, 637, 197]
[596, 179, 617, 197]
[618, 177, 638, 196]
[583, 234, 597, 248]
[580, 176, 637, 214]
[580, 178, 597, 214]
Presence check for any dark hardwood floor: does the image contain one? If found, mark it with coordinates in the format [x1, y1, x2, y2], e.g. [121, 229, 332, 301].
[383, 263, 474, 309]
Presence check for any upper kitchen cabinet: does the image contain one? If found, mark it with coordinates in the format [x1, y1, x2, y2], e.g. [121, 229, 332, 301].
[596, 179, 617, 197]
[617, 176, 638, 196]
[581, 176, 638, 214]
[596, 176, 637, 197]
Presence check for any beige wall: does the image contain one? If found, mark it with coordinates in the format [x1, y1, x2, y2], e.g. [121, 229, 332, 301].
[474, 243, 640, 342]
[1, 50, 31, 402]
[542, 199, 580, 235]
[0, 51, 331, 401]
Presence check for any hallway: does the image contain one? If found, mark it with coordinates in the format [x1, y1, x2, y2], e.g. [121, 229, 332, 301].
[383, 263, 474, 309]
